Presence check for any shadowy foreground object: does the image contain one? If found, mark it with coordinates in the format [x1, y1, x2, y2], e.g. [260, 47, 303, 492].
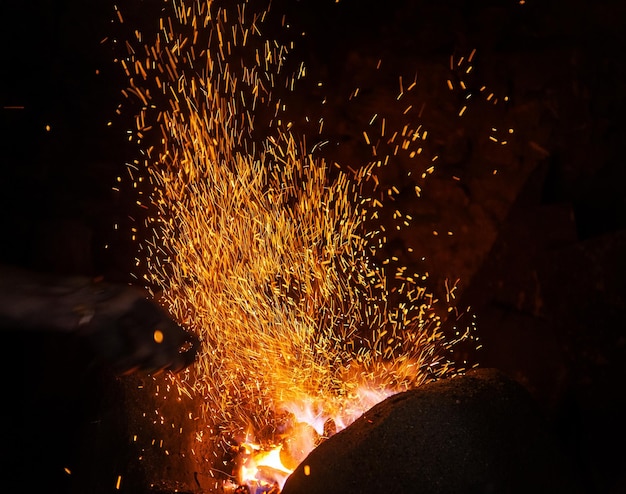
[283, 368, 580, 494]
[0, 264, 198, 375]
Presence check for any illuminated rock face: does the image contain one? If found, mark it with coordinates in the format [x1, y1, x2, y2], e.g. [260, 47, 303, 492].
[282, 368, 579, 494]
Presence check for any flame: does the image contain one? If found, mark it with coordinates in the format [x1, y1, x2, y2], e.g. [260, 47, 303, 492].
[239, 443, 290, 490]
[234, 385, 397, 491]
[235, 422, 320, 491]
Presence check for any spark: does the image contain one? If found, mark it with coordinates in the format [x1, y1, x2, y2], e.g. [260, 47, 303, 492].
[112, 0, 474, 486]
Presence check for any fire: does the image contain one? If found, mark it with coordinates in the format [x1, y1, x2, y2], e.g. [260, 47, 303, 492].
[232, 385, 397, 491]
[111, 0, 475, 490]
[236, 443, 290, 492]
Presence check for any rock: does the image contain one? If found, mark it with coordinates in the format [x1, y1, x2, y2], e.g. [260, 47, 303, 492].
[282, 368, 579, 494]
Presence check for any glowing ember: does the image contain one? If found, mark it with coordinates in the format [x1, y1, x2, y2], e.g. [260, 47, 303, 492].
[225, 384, 396, 491]
[111, 0, 474, 490]
[235, 443, 290, 491]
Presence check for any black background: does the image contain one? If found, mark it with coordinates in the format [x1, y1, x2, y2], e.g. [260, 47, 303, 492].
[1, 1, 626, 493]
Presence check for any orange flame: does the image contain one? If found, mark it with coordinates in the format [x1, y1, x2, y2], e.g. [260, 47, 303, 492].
[233, 385, 397, 491]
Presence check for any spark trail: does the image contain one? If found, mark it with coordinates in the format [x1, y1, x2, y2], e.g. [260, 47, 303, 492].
[112, 0, 471, 480]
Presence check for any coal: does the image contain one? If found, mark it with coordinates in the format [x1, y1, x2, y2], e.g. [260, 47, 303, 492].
[282, 368, 580, 494]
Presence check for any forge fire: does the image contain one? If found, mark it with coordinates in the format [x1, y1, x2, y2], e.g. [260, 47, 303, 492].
[110, 0, 479, 491]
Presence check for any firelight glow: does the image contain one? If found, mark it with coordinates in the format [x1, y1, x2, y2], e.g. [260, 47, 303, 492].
[112, 0, 474, 490]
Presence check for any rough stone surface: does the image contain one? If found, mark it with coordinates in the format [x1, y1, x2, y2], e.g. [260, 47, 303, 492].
[282, 368, 579, 494]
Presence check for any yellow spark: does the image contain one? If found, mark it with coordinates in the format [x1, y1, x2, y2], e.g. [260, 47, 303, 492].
[153, 329, 164, 343]
[114, 0, 473, 484]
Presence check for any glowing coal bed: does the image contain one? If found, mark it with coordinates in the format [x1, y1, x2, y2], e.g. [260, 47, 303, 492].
[220, 389, 393, 492]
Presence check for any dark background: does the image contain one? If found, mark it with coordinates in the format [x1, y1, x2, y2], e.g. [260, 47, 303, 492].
[1, 0, 625, 492]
